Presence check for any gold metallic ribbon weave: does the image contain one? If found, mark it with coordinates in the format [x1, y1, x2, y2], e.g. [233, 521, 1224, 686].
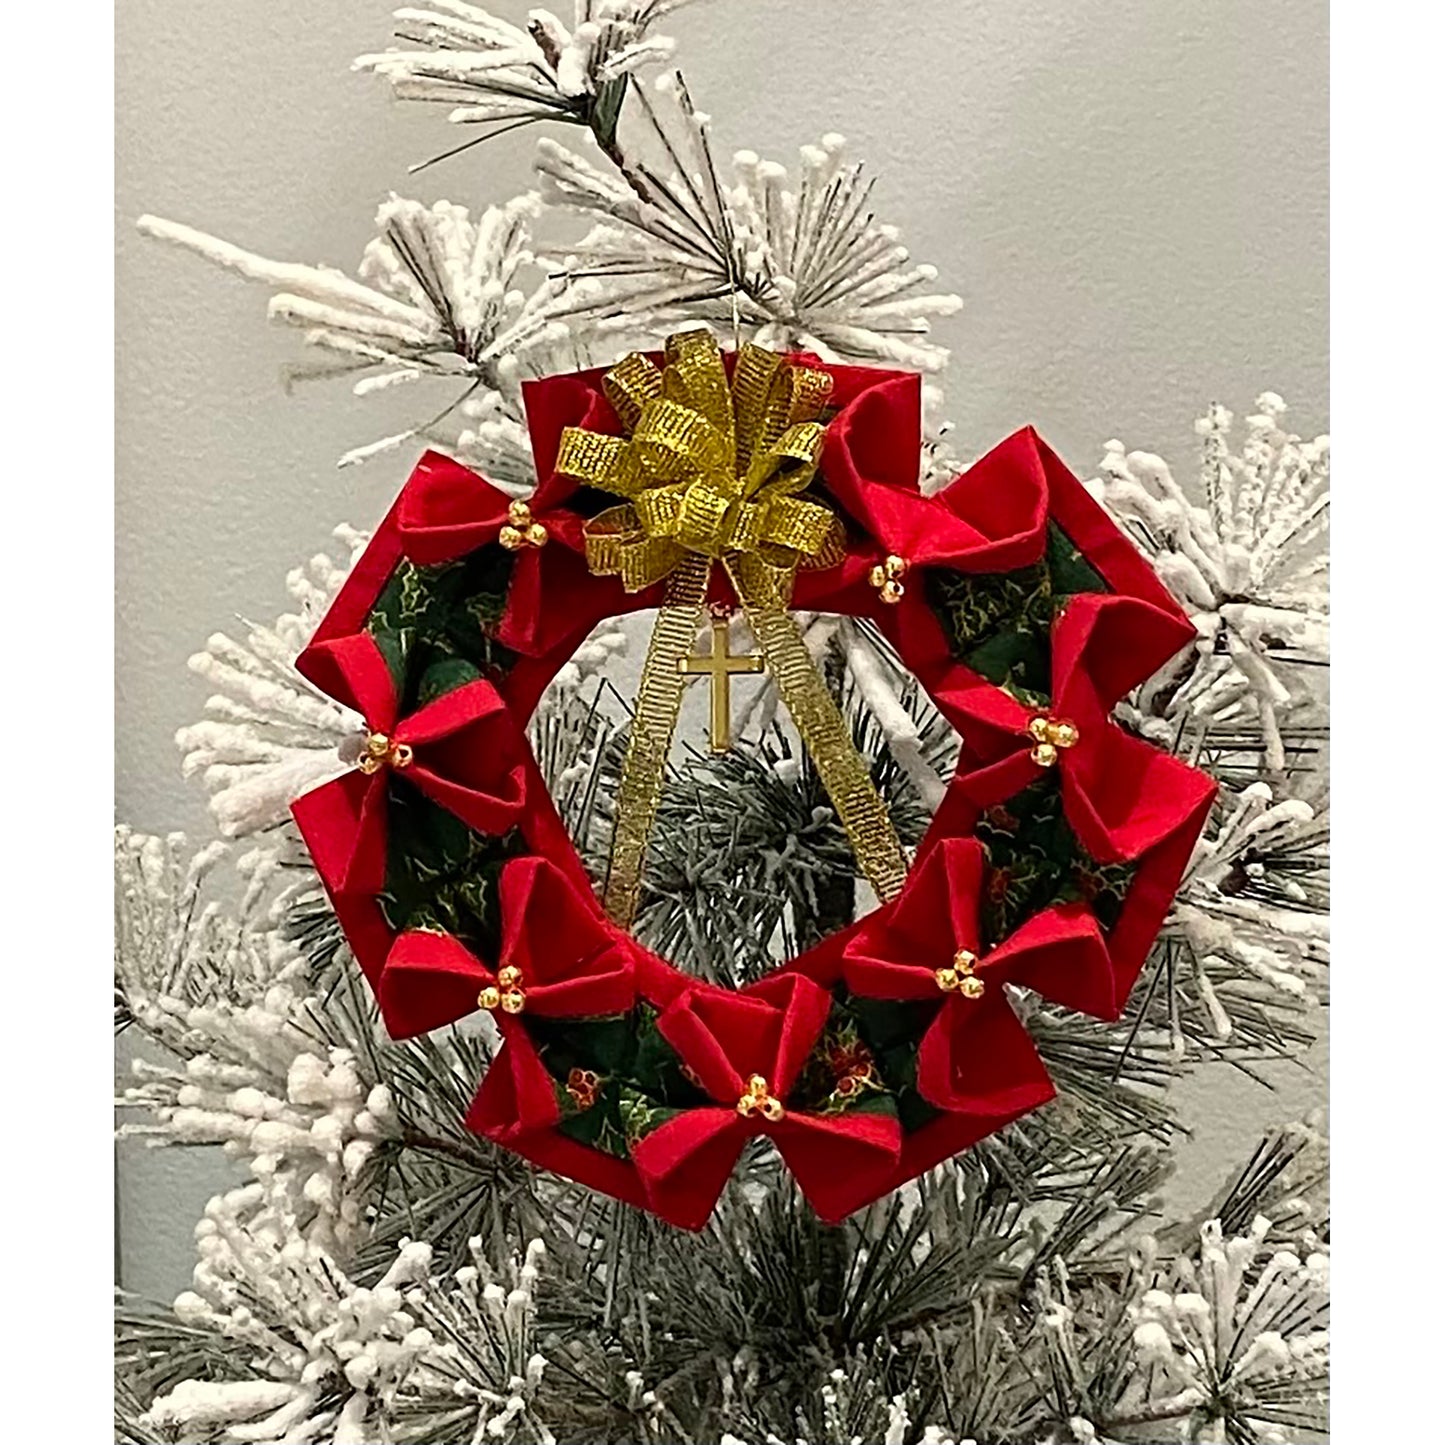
[555, 330, 909, 926]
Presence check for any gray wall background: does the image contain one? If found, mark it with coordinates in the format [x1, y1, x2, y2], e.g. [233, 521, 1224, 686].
[116, 0, 1328, 1301]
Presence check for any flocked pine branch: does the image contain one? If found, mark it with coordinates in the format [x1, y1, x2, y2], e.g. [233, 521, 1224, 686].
[137, 195, 631, 475]
[176, 526, 370, 842]
[534, 78, 962, 369]
[1166, 782, 1329, 1049]
[355, 1, 699, 159]
[1089, 394, 1329, 777]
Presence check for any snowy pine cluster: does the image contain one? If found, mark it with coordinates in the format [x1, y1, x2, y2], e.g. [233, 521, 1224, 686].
[118, 4, 1329, 1442]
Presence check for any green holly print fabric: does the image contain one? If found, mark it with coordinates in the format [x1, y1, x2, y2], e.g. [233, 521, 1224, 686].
[973, 778, 1135, 947]
[925, 521, 1109, 705]
[367, 546, 519, 713]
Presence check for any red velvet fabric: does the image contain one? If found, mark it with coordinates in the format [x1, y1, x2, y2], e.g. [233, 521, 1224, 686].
[843, 837, 1113, 1112]
[930, 594, 1215, 865]
[386, 856, 638, 1137]
[290, 631, 528, 896]
[395, 449, 629, 657]
[286, 345, 1217, 1231]
[631, 974, 902, 1228]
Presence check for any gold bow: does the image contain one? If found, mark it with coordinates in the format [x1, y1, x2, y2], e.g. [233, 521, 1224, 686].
[555, 330, 909, 926]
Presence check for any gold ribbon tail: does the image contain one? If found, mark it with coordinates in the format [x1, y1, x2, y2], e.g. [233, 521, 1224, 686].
[729, 553, 909, 908]
[603, 551, 713, 926]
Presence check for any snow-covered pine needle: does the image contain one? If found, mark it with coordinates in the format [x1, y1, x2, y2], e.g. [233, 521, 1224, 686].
[176, 526, 370, 842]
[138, 196, 565, 478]
[535, 80, 961, 370]
[356, 1, 698, 159]
[1169, 782, 1329, 1047]
[1090, 393, 1329, 774]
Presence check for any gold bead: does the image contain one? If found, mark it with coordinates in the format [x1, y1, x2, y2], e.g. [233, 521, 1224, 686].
[477, 986, 501, 1011]
[500, 990, 526, 1015]
[934, 966, 959, 992]
[870, 554, 909, 603]
[497, 965, 521, 988]
[737, 1074, 781, 1119]
[1027, 716, 1078, 761]
[498, 499, 547, 550]
[1050, 719, 1079, 749]
[359, 732, 412, 774]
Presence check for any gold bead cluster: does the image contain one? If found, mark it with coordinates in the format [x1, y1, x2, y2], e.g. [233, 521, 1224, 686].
[735, 1074, 785, 1122]
[934, 947, 985, 999]
[477, 964, 526, 1015]
[357, 731, 414, 775]
[1027, 715, 1079, 767]
[868, 554, 909, 604]
[499, 499, 549, 550]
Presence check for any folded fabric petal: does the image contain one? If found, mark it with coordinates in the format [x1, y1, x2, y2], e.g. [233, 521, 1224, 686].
[379, 929, 493, 1038]
[1060, 720, 1217, 866]
[396, 451, 516, 564]
[298, 631, 400, 734]
[633, 973, 898, 1228]
[821, 384, 1049, 574]
[915, 997, 1053, 1114]
[494, 856, 636, 1016]
[985, 903, 1117, 1018]
[291, 766, 392, 898]
[888, 1067, 1056, 1191]
[1053, 592, 1198, 718]
[655, 973, 833, 1102]
[291, 634, 528, 902]
[769, 1107, 902, 1224]
[377, 856, 636, 1040]
[465, 1021, 566, 1138]
[629, 1107, 751, 1231]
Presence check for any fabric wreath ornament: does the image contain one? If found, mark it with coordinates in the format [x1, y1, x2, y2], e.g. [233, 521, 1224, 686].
[380, 856, 637, 1134]
[286, 332, 1219, 1229]
[629, 974, 902, 1229]
[841, 836, 1115, 1116]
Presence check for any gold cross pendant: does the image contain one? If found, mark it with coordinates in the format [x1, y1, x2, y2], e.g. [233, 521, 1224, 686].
[677, 613, 764, 752]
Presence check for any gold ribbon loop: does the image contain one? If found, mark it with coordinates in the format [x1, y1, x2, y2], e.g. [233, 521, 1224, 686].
[602, 351, 663, 430]
[555, 330, 909, 926]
